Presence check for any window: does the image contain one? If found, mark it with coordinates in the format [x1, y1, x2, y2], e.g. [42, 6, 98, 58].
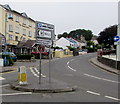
[29, 21, 32, 27]
[23, 37, 26, 41]
[23, 19, 26, 25]
[15, 36, 18, 41]
[9, 34, 13, 40]
[15, 26, 19, 34]
[23, 29, 26, 35]
[16, 16, 19, 22]
[9, 24, 13, 32]
[28, 31, 32, 37]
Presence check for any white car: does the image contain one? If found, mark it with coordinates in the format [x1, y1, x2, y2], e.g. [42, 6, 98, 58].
[79, 50, 87, 55]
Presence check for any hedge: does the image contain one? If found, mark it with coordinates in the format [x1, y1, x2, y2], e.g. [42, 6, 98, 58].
[16, 54, 33, 60]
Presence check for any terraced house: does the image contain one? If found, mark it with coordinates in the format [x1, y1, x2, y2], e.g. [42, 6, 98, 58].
[0, 4, 36, 52]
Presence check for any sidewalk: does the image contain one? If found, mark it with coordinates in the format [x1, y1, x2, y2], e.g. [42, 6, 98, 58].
[90, 57, 119, 75]
[10, 75, 76, 93]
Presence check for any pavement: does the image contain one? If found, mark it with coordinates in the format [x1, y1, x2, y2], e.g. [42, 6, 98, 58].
[1, 55, 119, 93]
[90, 57, 120, 75]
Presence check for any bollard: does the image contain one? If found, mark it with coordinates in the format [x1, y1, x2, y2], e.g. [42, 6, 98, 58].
[18, 66, 27, 85]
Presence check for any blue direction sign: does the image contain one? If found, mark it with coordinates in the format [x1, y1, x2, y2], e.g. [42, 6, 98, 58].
[114, 36, 119, 42]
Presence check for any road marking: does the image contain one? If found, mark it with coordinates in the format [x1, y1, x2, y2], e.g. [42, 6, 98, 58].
[67, 61, 69, 65]
[30, 67, 39, 77]
[86, 91, 100, 96]
[0, 84, 9, 88]
[30, 67, 46, 78]
[105, 96, 120, 101]
[0, 76, 5, 80]
[84, 73, 119, 83]
[34, 67, 46, 78]
[68, 66, 76, 71]
[0, 92, 32, 96]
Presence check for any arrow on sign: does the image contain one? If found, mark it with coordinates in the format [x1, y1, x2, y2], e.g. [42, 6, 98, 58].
[114, 36, 119, 42]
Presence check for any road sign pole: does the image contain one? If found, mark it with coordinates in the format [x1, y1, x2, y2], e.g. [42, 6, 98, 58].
[39, 47, 42, 84]
[49, 45, 51, 84]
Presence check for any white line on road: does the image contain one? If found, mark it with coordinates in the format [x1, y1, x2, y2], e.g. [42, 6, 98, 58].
[34, 67, 46, 78]
[0, 84, 9, 88]
[67, 61, 69, 65]
[0, 92, 32, 96]
[68, 66, 76, 71]
[86, 91, 100, 96]
[30, 67, 39, 77]
[84, 73, 119, 83]
[0, 77, 5, 80]
[105, 96, 120, 101]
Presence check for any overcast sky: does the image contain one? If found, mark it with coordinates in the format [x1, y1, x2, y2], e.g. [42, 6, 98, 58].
[1, 1, 118, 36]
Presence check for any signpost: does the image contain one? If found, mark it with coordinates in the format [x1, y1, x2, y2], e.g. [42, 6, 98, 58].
[35, 21, 54, 84]
[114, 36, 120, 69]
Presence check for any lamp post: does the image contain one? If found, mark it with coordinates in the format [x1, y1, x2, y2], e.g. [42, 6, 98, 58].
[4, 10, 13, 66]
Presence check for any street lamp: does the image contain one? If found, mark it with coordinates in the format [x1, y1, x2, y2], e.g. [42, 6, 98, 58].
[4, 8, 13, 66]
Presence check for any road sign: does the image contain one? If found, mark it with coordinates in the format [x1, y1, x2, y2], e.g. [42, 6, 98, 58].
[36, 38, 52, 47]
[36, 29, 52, 39]
[36, 21, 55, 41]
[114, 36, 119, 42]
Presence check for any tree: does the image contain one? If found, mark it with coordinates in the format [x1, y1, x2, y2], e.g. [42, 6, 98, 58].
[97, 25, 117, 48]
[57, 29, 93, 41]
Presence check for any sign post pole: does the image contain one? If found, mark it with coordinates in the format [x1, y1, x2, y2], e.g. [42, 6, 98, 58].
[49, 45, 51, 84]
[39, 47, 42, 84]
[114, 36, 120, 69]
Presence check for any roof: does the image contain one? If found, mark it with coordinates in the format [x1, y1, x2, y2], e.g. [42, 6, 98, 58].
[17, 40, 36, 48]
[66, 38, 77, 44]
[0, 4, 35, 22]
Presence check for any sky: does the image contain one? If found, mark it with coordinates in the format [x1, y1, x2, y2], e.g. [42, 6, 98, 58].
[1, 0, 118, 36]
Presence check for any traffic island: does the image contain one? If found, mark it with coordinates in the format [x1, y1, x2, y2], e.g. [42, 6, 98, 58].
[10, 77, 77, 93]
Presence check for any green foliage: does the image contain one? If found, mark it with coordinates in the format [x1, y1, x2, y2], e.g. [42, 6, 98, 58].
[57, 29, 93, 41]
[66, 46, 74, 51]
[97, 25, 117, 48]
[85, 41, 99, 52]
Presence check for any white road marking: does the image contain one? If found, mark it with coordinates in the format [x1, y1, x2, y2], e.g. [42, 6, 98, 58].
[105, 96, 120, 101]
[67, 61, 69, 65]
[68, 66, 76, 71]
[84, 73, 119, 83]
[0, 92, 32, 96]
[30, 67, 46, 78]
[86, 91, 100, 96]
[34, 67, 46, 78]
[0, 84, 9, 88]
[0, 77, 5, 80]
[30, 68, 39, 77]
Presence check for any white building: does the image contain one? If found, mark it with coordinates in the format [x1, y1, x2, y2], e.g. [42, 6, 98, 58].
[56, 37, 84, 49]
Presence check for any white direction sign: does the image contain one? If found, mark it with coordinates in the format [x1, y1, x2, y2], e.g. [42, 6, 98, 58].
[37, 30, 51, 39]
[36, 38, 52, 46]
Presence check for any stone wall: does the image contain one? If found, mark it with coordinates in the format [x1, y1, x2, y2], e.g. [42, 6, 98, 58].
[97, 56, 120, 70]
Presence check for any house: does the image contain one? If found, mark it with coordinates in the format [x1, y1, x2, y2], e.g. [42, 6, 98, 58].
[0, 4, 36, 52]
[15, 40, 36, 54]
[56, 37, 84, 49]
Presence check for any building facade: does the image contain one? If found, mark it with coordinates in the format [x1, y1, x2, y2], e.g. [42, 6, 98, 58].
[0, 4, 36, 52]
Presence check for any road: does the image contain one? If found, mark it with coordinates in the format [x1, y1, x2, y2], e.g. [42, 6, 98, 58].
[1, 53, 119, 102]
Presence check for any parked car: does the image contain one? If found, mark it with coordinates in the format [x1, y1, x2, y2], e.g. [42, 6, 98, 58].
[79, 49, 88, 55]
[0, 52, 17, 62]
